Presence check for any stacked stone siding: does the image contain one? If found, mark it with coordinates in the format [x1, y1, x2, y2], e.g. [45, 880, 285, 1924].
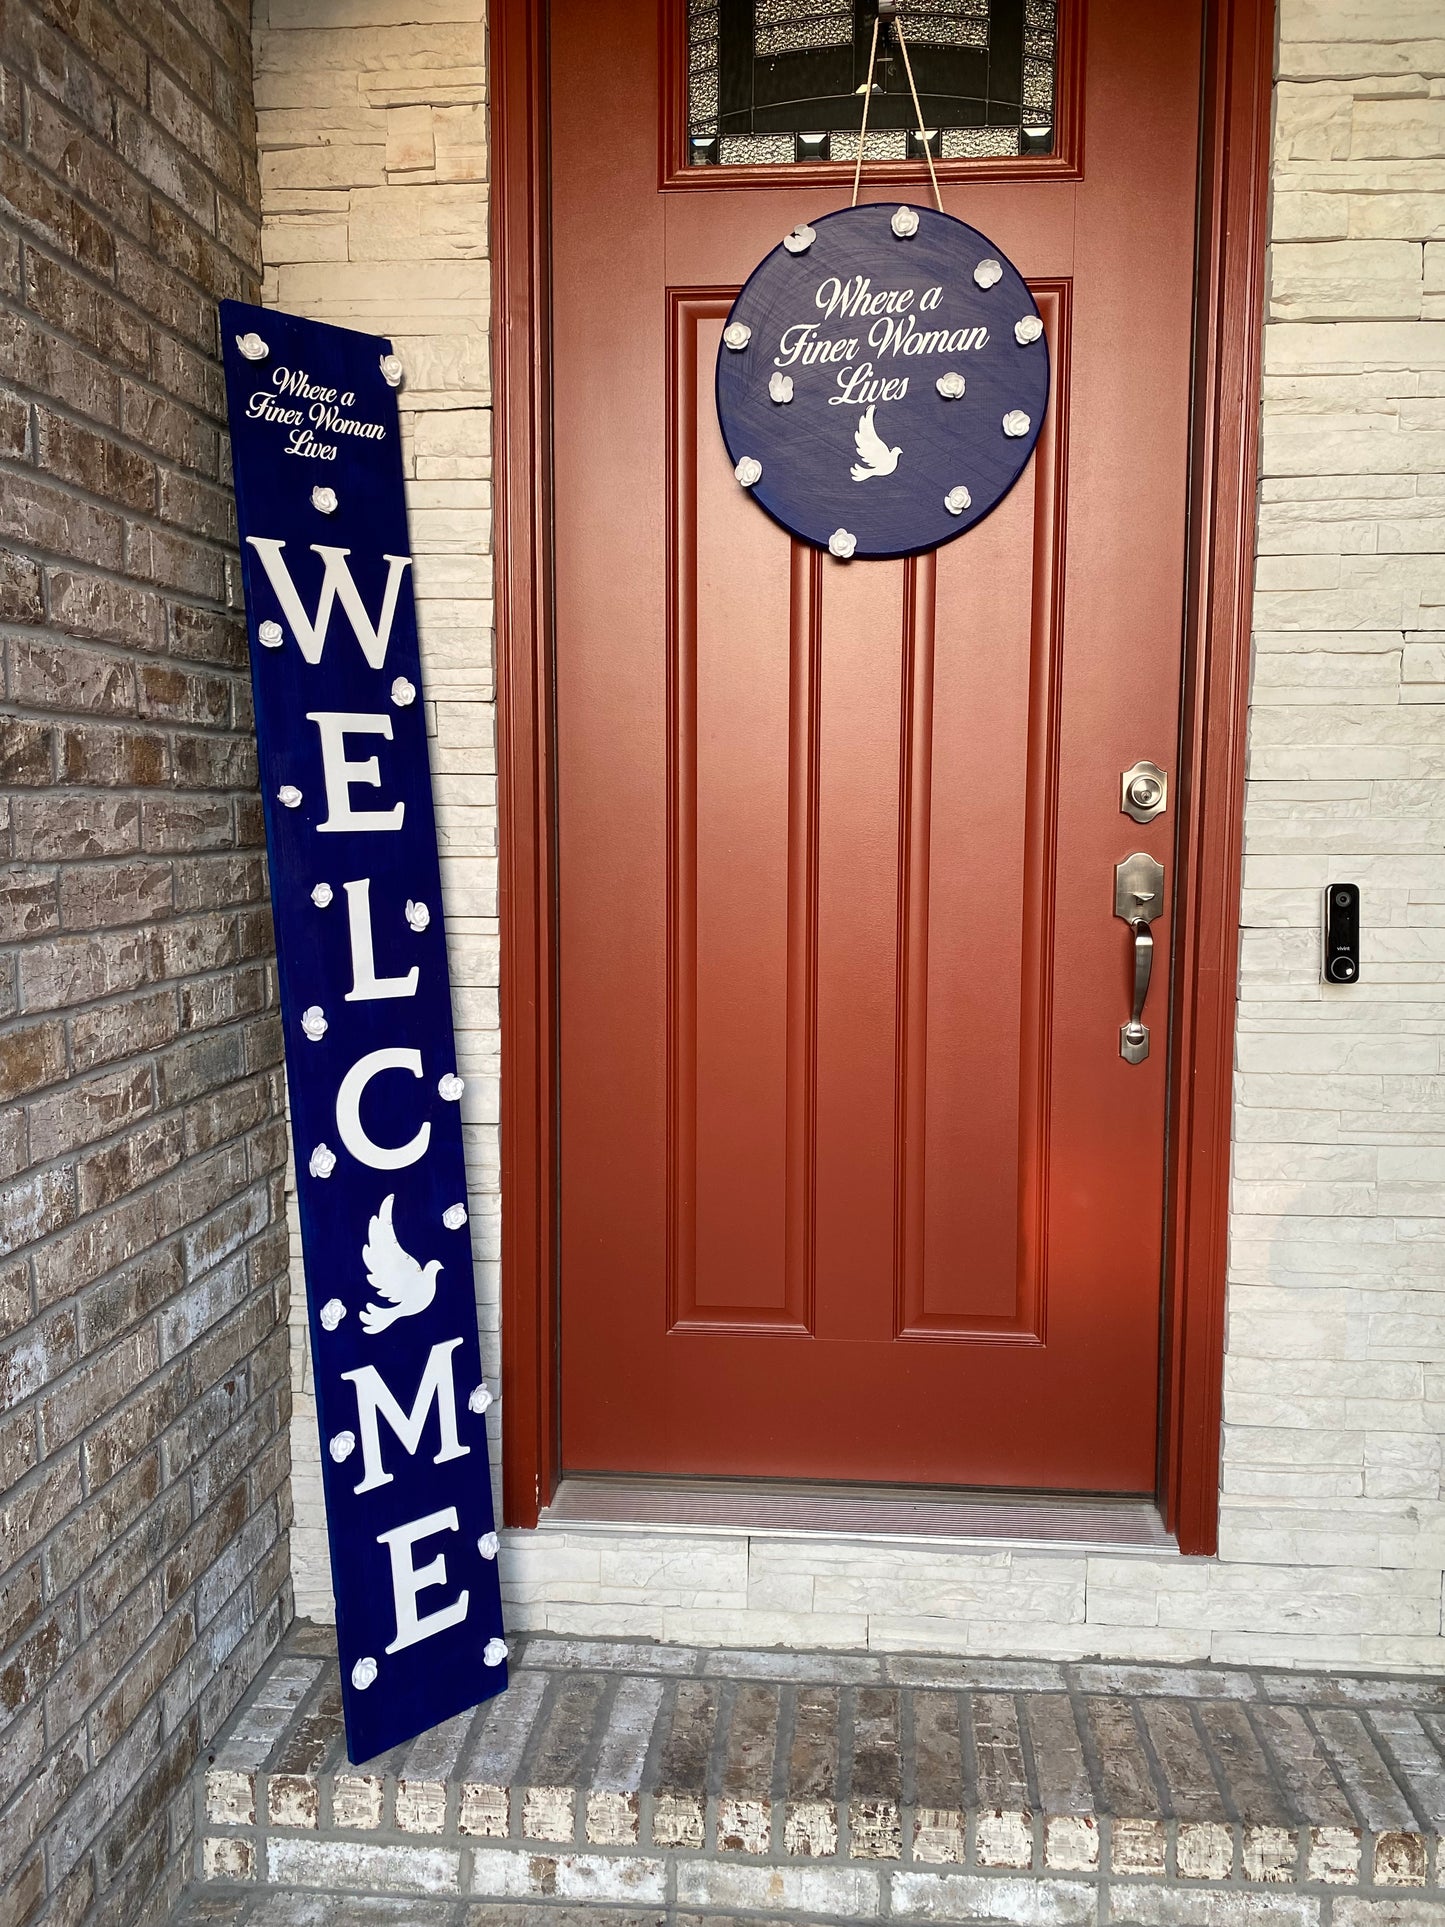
[257, 0, 1445, 1671]
[248, 0, 497, 1621]
[0, 3, 287, 1923]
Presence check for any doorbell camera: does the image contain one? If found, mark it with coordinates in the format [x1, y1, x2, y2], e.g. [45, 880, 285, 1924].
[1323, 884, 1360, 985]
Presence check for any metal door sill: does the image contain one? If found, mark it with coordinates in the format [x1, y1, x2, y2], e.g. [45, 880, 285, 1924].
[538, 1475, 1177, 1555]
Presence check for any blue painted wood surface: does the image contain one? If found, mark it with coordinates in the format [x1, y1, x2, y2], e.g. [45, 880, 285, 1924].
[221, 300, 505, 1763]
[716, 204, 1049, 560]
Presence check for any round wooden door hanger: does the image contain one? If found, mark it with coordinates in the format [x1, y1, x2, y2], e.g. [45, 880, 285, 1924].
[716, 203, 1049, 562]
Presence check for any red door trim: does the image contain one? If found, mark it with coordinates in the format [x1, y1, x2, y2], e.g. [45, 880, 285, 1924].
[489, 0, 1274, 1550]
[1158, 0, 1275, 1554]
[491, 0, 560, 1528]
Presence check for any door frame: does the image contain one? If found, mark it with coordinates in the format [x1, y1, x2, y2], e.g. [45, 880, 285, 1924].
[489, 0, 1275, 1552]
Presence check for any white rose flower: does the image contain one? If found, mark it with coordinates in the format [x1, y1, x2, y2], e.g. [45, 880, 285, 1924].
[828, 528, 856, 560]
[301, 1006, 328, 1041]
[936, 371, 966, 400]
[891, 205, 919, 238]
[469, 1383, 494, 1414]
[277, 784, 302, 809]
[734, 456, 762, 488]
[477, 1531, 500, 1560]
[351, 1657, 378, 1690]
[974, 258, 1003, 289]
[722, 321, 751, 351]
[236, 332, 268, 361]
[945, 485, 972, 516]
[1015, 315, 1044, 345]
[483, 1638, 508, 1667]
[258, 620, 283, 648]
[405, 899, 430, 932]
[329, 1430, 355, 1463]
[390, 676, 416, 707]
[379, 354, 404, 387]
[768, 372, 794, 404]
[319, 1298, 346, 1329]
[443, 1202, 468, 1230]
[311, 485, 338, 514]
[1002, 409, 1031, 438]
[782, 224, 816, 254]
[309, 1143, 337, 1179]
[438, 1073, 465, 1102]
[311, 882, 333, 908]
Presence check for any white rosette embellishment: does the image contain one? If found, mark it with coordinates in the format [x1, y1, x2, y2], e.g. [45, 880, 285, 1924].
[301, 1006, 328, 1041]
[438, 1073, 465, 1102]
[722, 321, 751, 351]
[974, 258, 1003, 289]
[483, 1639, 508, 1668]
[469, 1383, 494, 1414]
[329, 1431, 355, 1463]
[277, 784, 302, 809]
[734, 457, 762, 488]
[891, 205, 919, 238]
[319, 1298, 346, 1330]
[945, 485, 972, 516]
[258, 620, 283, 648]
[936, 371, 966, 400]
[309, 1143, 337, 1179]
[311, 882, 333, 908]
[379, 354, 404, 387]
[768, 372, 794, 404]
[782, 224, 816, 254]
[405, 899, 430, 932]
[443, 1203, 468, 1230]
[351, 1657, 378, 1691]
[1015, 315, 1044, 345]
[478, 1531, 500, 1560]
[828, 529, 857, 560]
[1002, 409, 1031, 438]
[236, 332, 268, 361]
[391, 676, 416, 707]
[311, 485, 338, 514]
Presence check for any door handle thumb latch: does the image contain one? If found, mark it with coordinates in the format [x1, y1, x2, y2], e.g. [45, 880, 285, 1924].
[1114, 853, 1165, 1064]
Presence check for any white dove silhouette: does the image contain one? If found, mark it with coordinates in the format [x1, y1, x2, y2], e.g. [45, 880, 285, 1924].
[851, 405, 902, 482]
[359, 1194, 442, 1336]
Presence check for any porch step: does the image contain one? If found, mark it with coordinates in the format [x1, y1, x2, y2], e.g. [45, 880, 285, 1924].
[193, 1622, 1445, 1922]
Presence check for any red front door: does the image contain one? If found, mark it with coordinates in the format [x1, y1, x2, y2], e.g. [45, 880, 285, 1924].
[550, 0, 1201, 1492]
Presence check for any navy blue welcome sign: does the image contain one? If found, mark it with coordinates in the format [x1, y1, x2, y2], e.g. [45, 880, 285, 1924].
[716, 204, 1049, 561]
[221, 299, 505, 1763]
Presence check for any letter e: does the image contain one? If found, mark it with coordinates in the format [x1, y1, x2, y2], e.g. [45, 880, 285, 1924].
[377, 1506, 469, 1654]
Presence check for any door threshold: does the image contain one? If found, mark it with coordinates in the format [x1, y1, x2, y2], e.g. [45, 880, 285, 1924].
[538, 1475, 1177, 1554]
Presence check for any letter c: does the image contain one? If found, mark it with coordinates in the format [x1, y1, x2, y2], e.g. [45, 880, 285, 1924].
[335, 1048, 431, 1171]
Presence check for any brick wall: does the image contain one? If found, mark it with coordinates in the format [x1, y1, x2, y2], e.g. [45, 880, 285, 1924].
[259, 0, 1445, 1671]
[0, 4, 291, 1923]
[248, 0, 497, 1621]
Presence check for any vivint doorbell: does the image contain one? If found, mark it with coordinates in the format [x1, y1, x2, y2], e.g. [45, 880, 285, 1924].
[1324, 884, 1360, 984]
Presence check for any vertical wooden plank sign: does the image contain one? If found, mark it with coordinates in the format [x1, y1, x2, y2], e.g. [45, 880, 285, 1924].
[221, 300, 506, 1762]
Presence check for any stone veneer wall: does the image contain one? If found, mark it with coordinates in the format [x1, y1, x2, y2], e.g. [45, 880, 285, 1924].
[0, 2, 291, 1924]
[260, 0, 1445, 1671]
[248, 0, 498, 1620]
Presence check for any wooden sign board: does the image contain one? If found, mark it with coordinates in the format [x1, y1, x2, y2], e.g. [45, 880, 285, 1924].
[716, 204, 1049, 560]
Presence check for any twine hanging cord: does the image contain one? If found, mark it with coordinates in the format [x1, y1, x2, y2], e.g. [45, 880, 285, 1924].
[849, 1, 944, 213]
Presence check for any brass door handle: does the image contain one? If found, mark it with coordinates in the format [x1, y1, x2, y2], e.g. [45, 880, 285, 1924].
[1115, 853, 1165, 1064]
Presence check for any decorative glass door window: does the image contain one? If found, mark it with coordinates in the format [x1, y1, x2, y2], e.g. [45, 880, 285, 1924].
[687, 0, 1058, 165]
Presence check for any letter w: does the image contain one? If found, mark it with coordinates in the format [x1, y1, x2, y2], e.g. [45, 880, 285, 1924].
[340, 1338, 471, 1495]
[246, 539, 413, 670]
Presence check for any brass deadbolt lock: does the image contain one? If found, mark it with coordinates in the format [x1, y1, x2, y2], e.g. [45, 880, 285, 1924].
[1121, 760, 1168, 825]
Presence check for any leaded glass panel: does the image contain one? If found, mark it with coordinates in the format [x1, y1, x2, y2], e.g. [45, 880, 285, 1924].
[686, 0, 1057, 166]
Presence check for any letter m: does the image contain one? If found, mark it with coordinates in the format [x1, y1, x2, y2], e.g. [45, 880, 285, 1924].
[340, 1338, 471, 1495]
[246, 539, 413, 670]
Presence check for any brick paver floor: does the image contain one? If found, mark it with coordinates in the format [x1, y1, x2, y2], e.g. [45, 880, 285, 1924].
[176, 1619, 1445, 1923]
